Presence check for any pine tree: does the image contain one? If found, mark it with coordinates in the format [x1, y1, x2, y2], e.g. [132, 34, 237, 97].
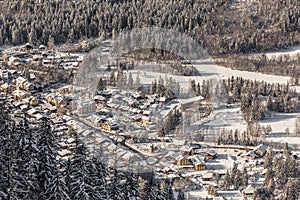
[283, 178, 300, 200]
[18, 118, 41, 199]
[116, 66, 124, 88]
[107, 168, 126, 200]
[128, 72, 133, 89]
[97, 77, 106, 91]
[87, 156, 109, 198]
[37, 119, 58, 198]
[266, 95, 273, 111]
[242, 167, 248, 187]
[224, 170, 231, 189]
[283, 142, 291, 157]
[44, 160, 70, 200]
[273, 155, 288, 185]
[287, 156, 296, 178]
[122, 171, 140, 199]
[68, 137, 101, 200]
[138, 176, 148, 199]
[264, 149, 273, 169]
[150, 79, 157, 95]
[135, 71, 141, 89]
[267, 177, 275, 195]
[109, 71, 116, 87]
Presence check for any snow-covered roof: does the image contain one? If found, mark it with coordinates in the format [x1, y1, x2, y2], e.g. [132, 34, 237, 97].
[172, 139, 187, 146]
[242, 151, 257, 158]
[202, 172, 214, 179]
[143, 110, 151, 115]
[180, 145, 194, 152]
[81, 130, 93, 137]
[175, 155, 187, 161]
[16, 76, 27, 84]
[34, 113, 45, 120]
[243, 185, 255, 195]
[58, 149, 72, 158]
[179, 95, 204, 105]
[27, 108, 38, 115]
[190, 155, 205, 164]
[216, 190, 242, 199]
[94, 95, 106, 101]
[253, 144, 267, 154]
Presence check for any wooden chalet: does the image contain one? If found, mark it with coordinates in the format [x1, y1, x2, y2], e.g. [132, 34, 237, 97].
[175, 155, 188, 166]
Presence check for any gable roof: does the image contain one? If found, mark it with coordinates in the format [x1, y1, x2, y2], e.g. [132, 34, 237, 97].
[253, 144, 267, 154]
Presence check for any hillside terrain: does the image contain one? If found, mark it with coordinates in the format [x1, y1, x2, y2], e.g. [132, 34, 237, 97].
[0, 0, 300, 55]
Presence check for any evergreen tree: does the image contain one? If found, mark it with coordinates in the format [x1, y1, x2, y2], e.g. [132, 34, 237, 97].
[223, 169, 231, 189]
[116, 66, 124, 88]
[128, 72, 133, 89]
[150, 79, 157, 95]
[97, 77, 106, 91]
[242, 167, 248, 188]
[68, 137, 101, 200]
[283, 142, 291, 157]
[44, 160, 70, 200]
[37, 119, 58, 198]
[283, 178, 300, 200]
[264, 149, 273, 169]
[135, 71, 141, 89]
[87, 156, 109, 199]
[109, 70, 116, 87]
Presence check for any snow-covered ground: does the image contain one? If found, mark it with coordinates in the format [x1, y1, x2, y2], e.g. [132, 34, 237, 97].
[253, 44, 300, 59]
[122, 61, 300, 145]
[265, 136, 300, 146]
[194, 61, 300, 93]
[84, 40, 300, 147]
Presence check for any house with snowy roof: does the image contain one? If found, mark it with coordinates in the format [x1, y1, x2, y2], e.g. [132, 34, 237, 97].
[199, 149, 217, 160]
[189, 155, 206, 171]
[12, 90, 30, 100]
[202, 172, 214, 181]
[141, 115, 150, 124]
[175, 155, 188, 166]
[253, 144, 267, 157]
[216, 190, 243, 200]
[241, 151, 258, 159]
[15, 76, 27, 89]
[179, 95, 204, 111]
[180, 145, 196, 156]
[76, 99, 96, 115]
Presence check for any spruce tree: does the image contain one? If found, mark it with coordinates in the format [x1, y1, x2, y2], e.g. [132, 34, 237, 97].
[68, 136, 101, 200]
[37, 119, 58, 198]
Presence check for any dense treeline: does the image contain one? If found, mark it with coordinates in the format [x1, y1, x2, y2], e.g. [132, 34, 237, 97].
[0, 101, 174, 200]
[1, 0, 300, 54]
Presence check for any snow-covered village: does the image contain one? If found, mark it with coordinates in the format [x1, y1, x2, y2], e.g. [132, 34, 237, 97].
[0, 1, 300, 200]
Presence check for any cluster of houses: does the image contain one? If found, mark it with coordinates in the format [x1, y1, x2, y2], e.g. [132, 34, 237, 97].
[81, 88, 171, 134]
[151, 142, 217, 173]
[0, 43, 87, 122]
[2, 43, 84, 70]
[173, 144, 216, 171]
